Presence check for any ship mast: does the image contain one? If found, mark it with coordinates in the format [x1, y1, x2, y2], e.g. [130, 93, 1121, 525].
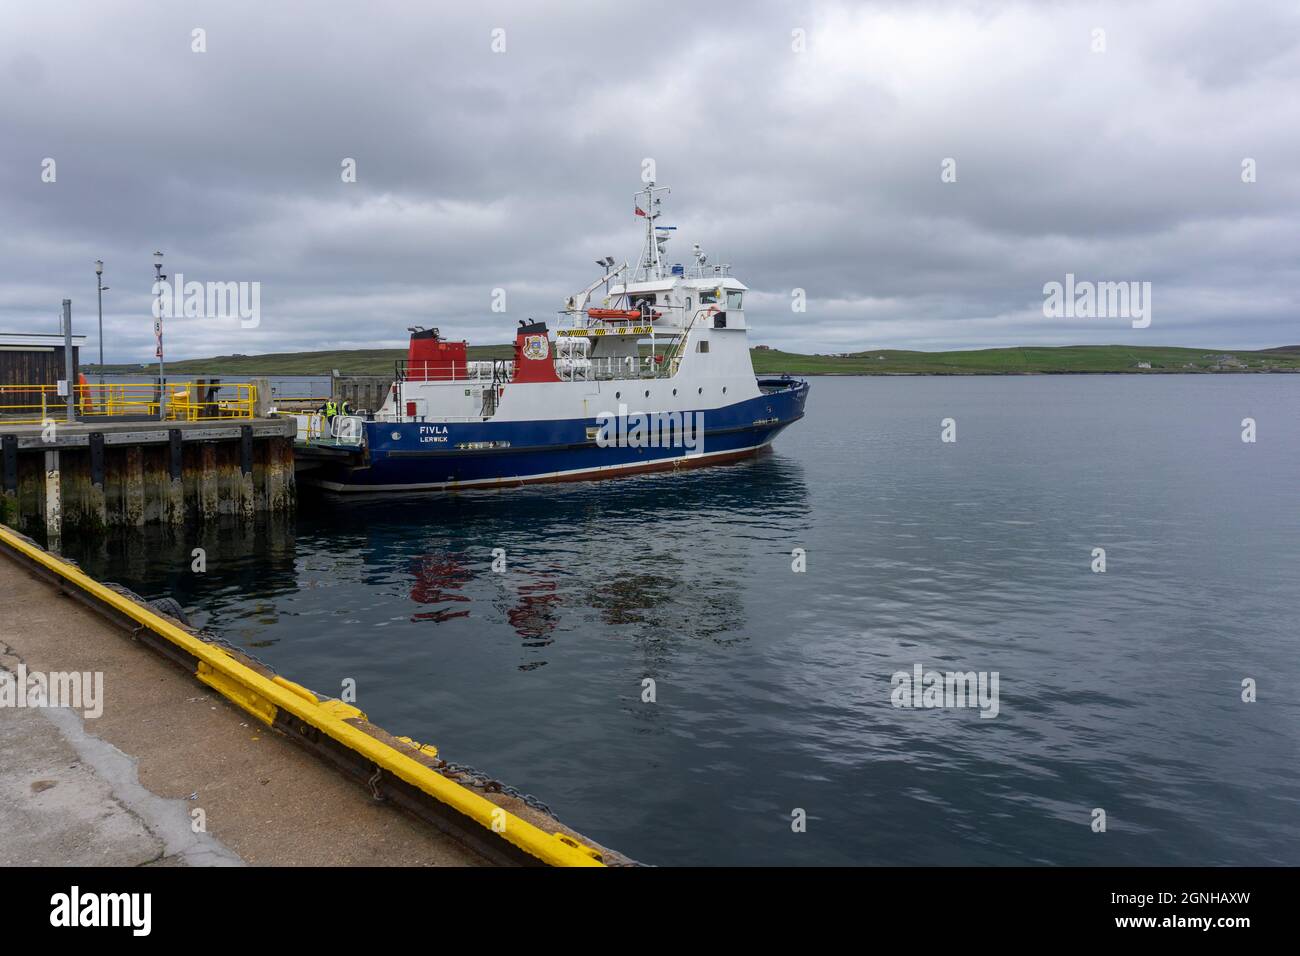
[635, 182, 671, 280]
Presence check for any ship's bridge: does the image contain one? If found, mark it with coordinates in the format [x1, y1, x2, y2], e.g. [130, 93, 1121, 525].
[604, 275, 748, 333]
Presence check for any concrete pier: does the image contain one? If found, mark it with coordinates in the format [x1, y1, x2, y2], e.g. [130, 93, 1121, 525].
[0, 417, 296, 542]
[0, 555, 483, 866]
[0, 529, 628, 867]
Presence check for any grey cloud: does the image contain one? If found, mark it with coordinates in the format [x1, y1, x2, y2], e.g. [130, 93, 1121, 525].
[1, 0, 1296, 361]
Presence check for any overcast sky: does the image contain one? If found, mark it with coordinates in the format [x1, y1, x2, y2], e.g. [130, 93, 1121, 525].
[1, 0, 1296, 361]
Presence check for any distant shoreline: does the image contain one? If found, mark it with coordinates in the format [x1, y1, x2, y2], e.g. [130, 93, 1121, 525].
[84, 343, 1300, 378]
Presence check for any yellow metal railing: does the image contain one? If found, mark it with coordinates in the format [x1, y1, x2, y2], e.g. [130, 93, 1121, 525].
[0, 382, 258, 425]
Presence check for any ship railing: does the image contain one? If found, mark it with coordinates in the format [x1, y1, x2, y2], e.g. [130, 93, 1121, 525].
[395, 359, 509, 383]
[395, 354, 684, 387]
[331, 415, 365, 444]
[555, 355, 669, 382]
[634, 263, 732, 281]
[662, 307, 717, 377]
[294, 413, 366, 445]
[683, 263, 731, 279]
[372, 412, 493, 424]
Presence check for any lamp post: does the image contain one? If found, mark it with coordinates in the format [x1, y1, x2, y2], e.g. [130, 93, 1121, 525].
[94, 259, 110, 379]
[94, 260, 104, 367]
[153, 251, 167, 420]
[597, 256, 615, 294]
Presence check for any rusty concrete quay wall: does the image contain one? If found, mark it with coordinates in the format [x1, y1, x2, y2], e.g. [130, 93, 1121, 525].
[0, 418, 296, 542]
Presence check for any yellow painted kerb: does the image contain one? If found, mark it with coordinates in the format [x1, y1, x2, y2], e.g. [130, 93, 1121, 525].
[0, 524, 604, 867]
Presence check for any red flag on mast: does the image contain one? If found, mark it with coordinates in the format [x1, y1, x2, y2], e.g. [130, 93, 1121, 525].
[634, 206, 646, 217]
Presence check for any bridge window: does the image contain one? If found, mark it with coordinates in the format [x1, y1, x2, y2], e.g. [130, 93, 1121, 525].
[700, 287, 721, 305]
[726, 290, 743, 310]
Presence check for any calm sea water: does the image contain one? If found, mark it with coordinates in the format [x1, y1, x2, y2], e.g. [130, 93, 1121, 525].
[65, 376, 1300, 866]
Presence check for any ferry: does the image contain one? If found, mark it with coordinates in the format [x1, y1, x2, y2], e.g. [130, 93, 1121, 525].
[297, 183, 809, 491]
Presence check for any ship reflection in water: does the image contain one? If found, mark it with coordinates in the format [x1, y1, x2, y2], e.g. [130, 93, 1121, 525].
[67, 451, 805, 674]
[65, 441, 772, 668]
[408, 556, 473, 626]
[339, 450, 802, 662]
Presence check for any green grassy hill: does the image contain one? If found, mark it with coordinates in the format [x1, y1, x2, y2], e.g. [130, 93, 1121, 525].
[89, 344, 1300, 377]
[750, 345, 1300, 375]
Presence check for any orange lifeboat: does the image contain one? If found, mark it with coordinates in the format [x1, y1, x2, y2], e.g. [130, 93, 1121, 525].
[587, 307, 661, 321]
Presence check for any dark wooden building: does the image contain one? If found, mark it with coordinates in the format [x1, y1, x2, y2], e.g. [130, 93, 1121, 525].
[0, 332, 86, 414]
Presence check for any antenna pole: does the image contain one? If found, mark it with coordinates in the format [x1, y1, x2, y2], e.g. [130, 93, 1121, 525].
[635, 182, 670, 280]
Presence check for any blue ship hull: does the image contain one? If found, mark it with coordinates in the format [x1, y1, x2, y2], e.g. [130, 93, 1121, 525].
[306, 379, 808, 492]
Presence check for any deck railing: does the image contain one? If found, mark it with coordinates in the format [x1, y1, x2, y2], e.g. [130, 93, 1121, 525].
[396, 360, 503, 382]
[294, 412, 365, 445]
[395, 356, 673, 385]
[556, 355, 669, 382]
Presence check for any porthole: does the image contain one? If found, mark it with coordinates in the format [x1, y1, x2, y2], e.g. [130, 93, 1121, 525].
[672, 388, 677, 396]
[644, 389, 650, 398]
[615, 391, 621, 399]
[697, 387, 703, 395]
[722, 387, 728, 394]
